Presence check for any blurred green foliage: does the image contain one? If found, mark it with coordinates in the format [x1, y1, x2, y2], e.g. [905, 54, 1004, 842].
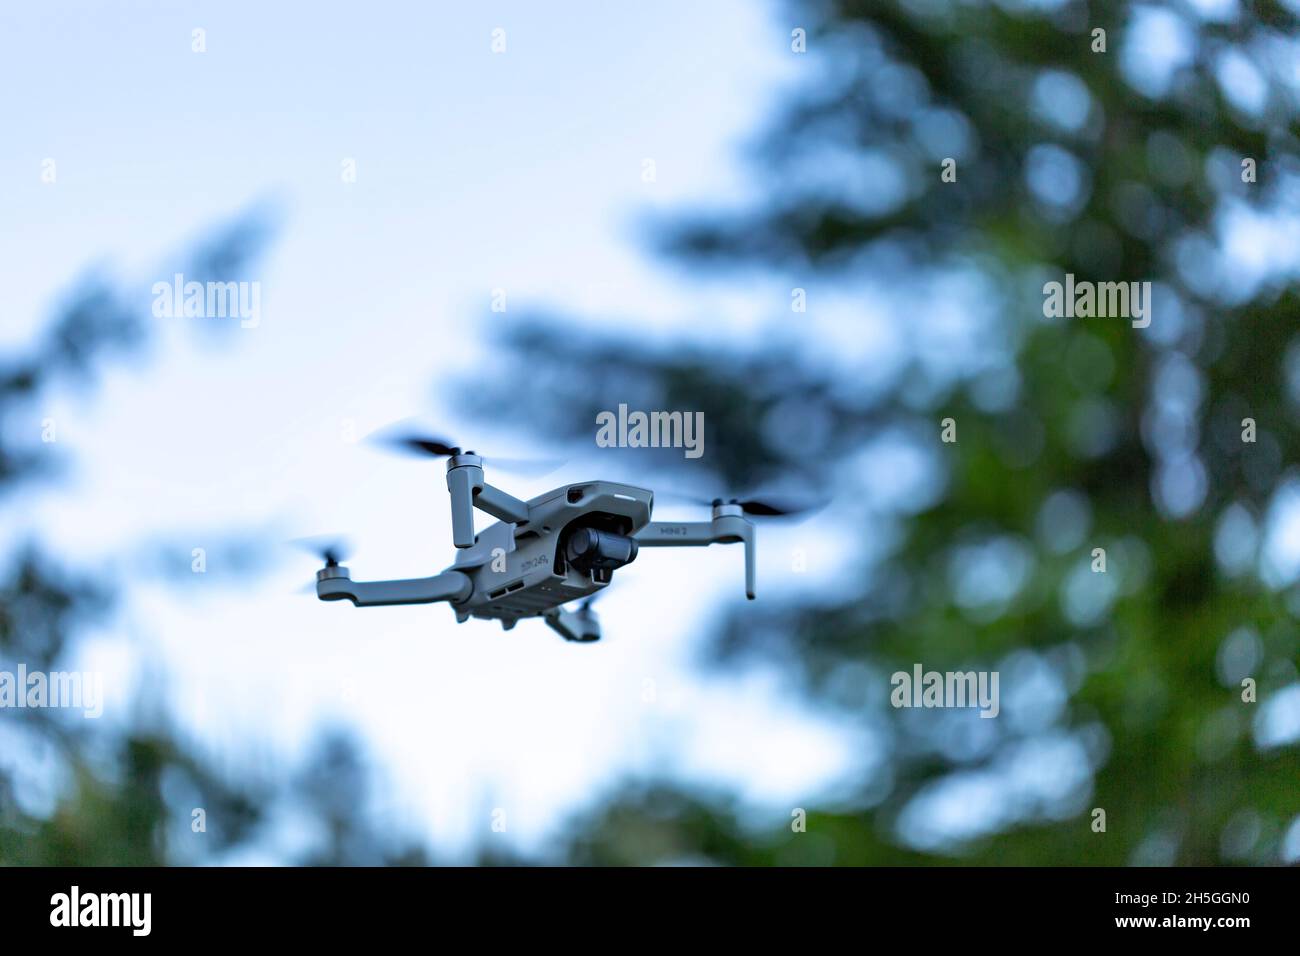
[470, 0, 1300, 864]
[0, 210, 450, 865]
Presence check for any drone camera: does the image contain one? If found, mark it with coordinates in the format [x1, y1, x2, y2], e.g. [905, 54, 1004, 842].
[564, 527, 639, 575]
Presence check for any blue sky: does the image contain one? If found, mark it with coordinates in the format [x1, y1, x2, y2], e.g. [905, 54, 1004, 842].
[0, 1, 870, 859]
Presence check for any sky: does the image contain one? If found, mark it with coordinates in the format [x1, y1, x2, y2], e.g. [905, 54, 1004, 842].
[0, 1, 872, 859]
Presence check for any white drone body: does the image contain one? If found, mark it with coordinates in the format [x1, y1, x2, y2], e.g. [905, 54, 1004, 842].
[314, 450, 757, 642]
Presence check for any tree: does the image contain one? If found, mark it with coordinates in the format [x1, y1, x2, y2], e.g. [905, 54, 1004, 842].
[0, 209, 440, 866]
[466, 0, 1300, 864]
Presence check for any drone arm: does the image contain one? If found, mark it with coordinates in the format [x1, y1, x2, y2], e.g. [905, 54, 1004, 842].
[446, 468, 479, 548]
[635, 517, 756, 600]
[446, 457, 530, 548]
[634, 521, 716, 545]
[316, 569, 472, 607]
[474, 483, 530, 524]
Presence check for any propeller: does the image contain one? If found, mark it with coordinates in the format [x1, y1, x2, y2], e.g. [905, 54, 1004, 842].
[368, 421, 564, 476]
[389, 435, 462, 457]
[291, 534, 352, 568]
[657, 490, 826, 518]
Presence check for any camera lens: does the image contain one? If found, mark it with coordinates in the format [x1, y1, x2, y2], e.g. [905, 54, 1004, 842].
[565, 528, 639, 573]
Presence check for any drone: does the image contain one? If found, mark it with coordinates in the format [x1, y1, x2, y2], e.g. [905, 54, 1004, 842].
[304, 429, 813, 642]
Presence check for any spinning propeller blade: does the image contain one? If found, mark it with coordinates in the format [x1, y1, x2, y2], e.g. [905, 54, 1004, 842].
[390, 436, 462, 457]
[730, 496, 822, 517]
[290, 534, 353, 567]
[368, 421, 564, 475]
[657, 490, 826, 518]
